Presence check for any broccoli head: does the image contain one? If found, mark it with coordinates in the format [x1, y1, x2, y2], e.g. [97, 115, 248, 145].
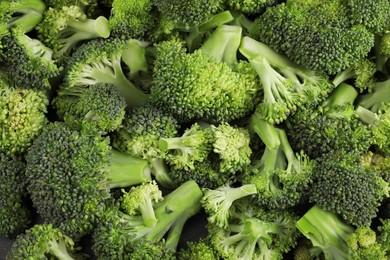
[224, 0, 280, 14]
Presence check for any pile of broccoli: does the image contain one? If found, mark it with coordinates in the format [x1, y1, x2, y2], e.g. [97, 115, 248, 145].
[0, 0, 389, 259]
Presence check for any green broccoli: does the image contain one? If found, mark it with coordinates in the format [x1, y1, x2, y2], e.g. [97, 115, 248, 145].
[361, 151, 390, 182]
[44, 0, 97, 9]
[224, 0, 280, 14]
[0, 153, 31, 237]
[0, 0, 46, 33]
[239, 36, 334, 124]
[358, 79, 390, 113]
[53, 83, 126, 134]
[378, 219, 390, 254]
[36, 5, 110, 63]
[62, 37, 150, 108]
[151, 25, 260, 123]
[7, 224, 81, 259]
[178, 238, 219, 260]
[92, 180, 203, 259]
[0, 71, 49, 154]
[25, 122, 152, 238]
[112, 104, 179, 188]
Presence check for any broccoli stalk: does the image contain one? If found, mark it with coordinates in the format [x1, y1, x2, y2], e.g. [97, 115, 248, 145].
[358, 79, 390, 113]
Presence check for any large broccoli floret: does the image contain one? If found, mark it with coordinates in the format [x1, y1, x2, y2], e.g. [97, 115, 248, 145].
[112, 104, 179, 188]
[36, 5, 110, 63]
[239, 36, 334, 124]
[249, 1, 374, 74]
[53, 83, 126, 134]
[0, 27, 61, 90]
[151, 25, 260, 123]
[0, 71, 48, 154]
[310, 152, 388, 226]
[25, 122, 152, 238]
[62, 37, 150, 108]
[7, 224, 81, 259]
[0, 153, 31, 237]
[92, 180, 202, 259]
[0, 0, 46, 33]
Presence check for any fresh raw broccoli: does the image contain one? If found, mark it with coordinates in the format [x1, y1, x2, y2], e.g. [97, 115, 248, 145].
[378, 219, 390, 254]
[7, 224, 81, 259]
[310, 152, 388, 226]
[159, 123, 214, 171]
[92, 180, 203, 259]
[0, 153, 31, 237]
[249, 1, 374, 74]
[109, 0, 155, 38]
[0, 71, 49, 154]
[286, 83, 372, 159]
[239, 36, 334, 124]
[201, 183, 257, 228]
[62, 37, 150, 108]
[0, 26, 61, 90]
[178, 238, 219, 260]
[112, 104, 179, 188]
[0, 0, 46, 33]
[224, 0, 280, 14]
[44, 0, 97, 9]
[151, 24, 260, 123]
[25, 122, 152, 238]
[358, 79, 390, 113]
[36, 5, 110, 63]
[53, 83, 126, 134]
[361, 151, 390, 183]
[210, 201, 300, 259]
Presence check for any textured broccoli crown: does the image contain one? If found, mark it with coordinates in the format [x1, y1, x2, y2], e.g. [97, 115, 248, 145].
[225, 0, 280, 14]
[25, 122, 151, 238]
[151, 26, 260, 123]
[310, 152, 388, 226]
[0, 154, 31, 237]
[63, 37, 149, 108]
[0, 73, 48, 154]
[0, 0, 46, 33]
[44, 0, 97, 9]
[378, 219, 390, 253]
[53, 83, 126, 134]
[36, 5, 109, 62]
[178, 238, 219, 260]
[7, 224, 80, 259]
[109, 0, 155, 38]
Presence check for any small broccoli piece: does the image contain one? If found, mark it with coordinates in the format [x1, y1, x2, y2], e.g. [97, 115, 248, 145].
[62, 37, 150, 108]
[239, 36, 334, 124]
[112, 104, 179, 188]
[151, 25, 260, 123]
[202, 184, 257, 229]
[92, 180, 203, 258]
[53, 83, 126, 134]
[109, 0, 155, 38]
[0, 71, 49, 155]
[159, 123, 214, 171]
[7, 224, 81, 259]
[286, 83, 372, 158]
[211, 122, 252, 174]
[310, 152, 388, 226]
[332, 58, 377, 92]
[0, 0, 46, 33]
[358, 79, 390, 113]
[0, 27, 61, 90]
[0, 153, 31, 237]
[36, 5, 110, 63]
[225, 0, 280, 14]
[210, 202, 299, 260]
[120, 180, 163, 227]
[378, 219, 390, 254]
[26, 122, 152, 238]
[44, 0, 97, 9]
[293, 239, 313, 260]
[361, 151, 390, 182]
[178, 238, 219, 260]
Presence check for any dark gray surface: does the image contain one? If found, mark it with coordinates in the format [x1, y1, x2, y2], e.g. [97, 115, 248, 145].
[0, 237, 13, 259]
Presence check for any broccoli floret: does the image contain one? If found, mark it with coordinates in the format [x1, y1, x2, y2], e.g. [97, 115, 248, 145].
[178, 238, 219, 260]
[151, 25, 260, 123]
[0, 154, 31, 237]
[36, 5, 110, 63]
[53, 83, 126, 134]
[112, 104, 179, 188]
[0, 0, 46, 33]
[62, 37, 150, 108]
[239, 36, 334, 124]
[25, 122, 152, 238]
[358, 79, 390, 113]
[310, 152, 388, 226]
[201, 184, 257, 229]
[378, 219, 390, 254]
[44, 0, 97, 9]
[109, 0, 155, 38]
[361, 151, 390, 182]
[92, 180, 203, 258]
[0, 71, 49, 154]
[0, 27, 61, 90]
[7, 224, 81, 259]
[225, 0, 280, 14]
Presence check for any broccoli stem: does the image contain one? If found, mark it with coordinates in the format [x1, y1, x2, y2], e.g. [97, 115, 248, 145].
[107, 150, 152, 189]
[332, 67, 356, 87]
[197, 11, 234, 33]
[253, 147, 279, 172]
[249, 113, 281, 150]
[277, 129, 300, 172]
[355, 106, 380, 125]
[358, 79, 390, 113]
[139, 197, 158, 227]
[158, 137, 188, 151]
[122, 40, 149, 78]
[200, 25, 242, 65]
[48, 239, 74, 260]
[150, 158, 176, 189]
[320, 83, 358, 114]
[7, 10, 43, 33]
